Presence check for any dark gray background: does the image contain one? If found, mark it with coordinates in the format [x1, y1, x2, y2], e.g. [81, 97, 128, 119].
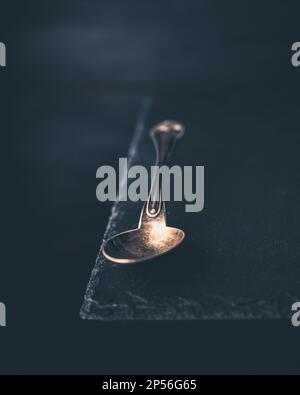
[0, 0, 300, 373]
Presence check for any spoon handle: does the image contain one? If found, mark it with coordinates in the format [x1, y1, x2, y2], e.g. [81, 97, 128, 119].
[146, 121, 185, 218]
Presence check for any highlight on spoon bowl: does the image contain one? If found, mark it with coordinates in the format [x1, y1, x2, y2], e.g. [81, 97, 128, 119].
[102, 219, 185, 264]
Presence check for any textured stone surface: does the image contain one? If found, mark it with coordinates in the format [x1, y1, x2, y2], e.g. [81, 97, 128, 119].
[81, 90, 300, 320]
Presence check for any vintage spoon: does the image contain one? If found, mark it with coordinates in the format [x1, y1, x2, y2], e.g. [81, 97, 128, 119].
[102, 120, 185, 264]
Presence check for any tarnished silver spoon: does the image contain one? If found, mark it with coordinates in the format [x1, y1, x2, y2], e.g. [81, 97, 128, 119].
[102, 120, 185, 264]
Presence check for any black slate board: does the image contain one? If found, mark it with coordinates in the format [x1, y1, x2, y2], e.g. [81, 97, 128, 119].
[81, 88, 300, 320]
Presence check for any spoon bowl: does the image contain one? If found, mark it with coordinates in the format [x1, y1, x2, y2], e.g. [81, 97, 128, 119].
[102, 220, 185, 264]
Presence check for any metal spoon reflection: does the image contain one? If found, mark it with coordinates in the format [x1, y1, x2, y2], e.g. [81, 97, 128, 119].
[102, 120, 185, 264]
